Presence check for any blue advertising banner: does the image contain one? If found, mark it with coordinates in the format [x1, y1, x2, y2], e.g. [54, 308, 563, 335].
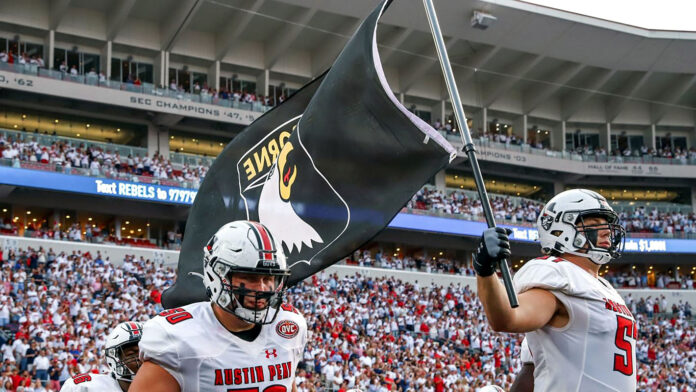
[1, 166, 693, 253]
[389, 213, 696, 254]
[0, 166, 197, 205]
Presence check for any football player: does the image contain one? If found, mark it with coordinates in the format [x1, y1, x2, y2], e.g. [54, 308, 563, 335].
[509, 338, 533, 392]
[475, 189, 636, 391]
[131, 221, 307, 392]
[60, 321, 143, 391]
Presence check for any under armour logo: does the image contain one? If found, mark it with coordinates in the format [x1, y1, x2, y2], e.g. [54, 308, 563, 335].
[265, 349, 278, 359]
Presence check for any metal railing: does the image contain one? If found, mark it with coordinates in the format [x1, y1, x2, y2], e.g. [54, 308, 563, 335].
[0, 128, 148, 159]
[0, 62, 272, 114]
[440, 132, 696, 166]
[0, 158, 201, 189]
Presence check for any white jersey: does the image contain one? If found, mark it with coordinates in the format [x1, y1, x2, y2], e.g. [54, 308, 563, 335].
[514, 256, 637, 392]
[60, 373, 122, 392]
[139, 301, 307, 392]
[520, 338, 533, 364]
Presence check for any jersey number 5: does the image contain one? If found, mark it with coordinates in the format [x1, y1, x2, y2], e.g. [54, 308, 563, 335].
[159, 308, 193, 325]
[613, 315, 637, 376]
[72, 373, 92, 384]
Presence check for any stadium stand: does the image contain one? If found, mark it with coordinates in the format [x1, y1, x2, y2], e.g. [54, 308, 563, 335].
[0, 130, 207, 190]
[0, 245, 690, 391]
[3, 0, 696, 390]
[0, 62, 274, 114]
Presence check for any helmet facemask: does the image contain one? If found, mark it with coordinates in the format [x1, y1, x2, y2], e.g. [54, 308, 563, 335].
[208, 257, 289, 325]
[106, 341, 141, 383]
[567, 210, 626, 265]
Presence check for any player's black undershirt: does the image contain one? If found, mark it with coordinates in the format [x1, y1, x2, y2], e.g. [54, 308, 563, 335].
[232, 324, 262, 341]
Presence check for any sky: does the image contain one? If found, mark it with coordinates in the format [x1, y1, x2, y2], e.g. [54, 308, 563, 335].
[522, 0, 696, 31]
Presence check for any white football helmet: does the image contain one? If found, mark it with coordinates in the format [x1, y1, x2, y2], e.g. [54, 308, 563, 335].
[203, 220, 290, 324]
[537, 189, 625, 265]
[104, 321, 143, 382]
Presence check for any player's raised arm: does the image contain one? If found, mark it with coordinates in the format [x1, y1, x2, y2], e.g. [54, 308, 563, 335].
[474, 229, 562, 332]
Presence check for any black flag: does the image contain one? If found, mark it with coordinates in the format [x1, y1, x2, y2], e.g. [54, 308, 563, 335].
[162, 0, 455, 308]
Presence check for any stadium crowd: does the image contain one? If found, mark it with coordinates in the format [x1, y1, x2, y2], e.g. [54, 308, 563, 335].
[0, 245, 689, 391]
[407, 188, 696, 236]
[0, 133, 208, 187]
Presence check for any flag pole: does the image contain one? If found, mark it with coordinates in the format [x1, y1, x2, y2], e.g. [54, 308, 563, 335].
[422, 0, 518, 308]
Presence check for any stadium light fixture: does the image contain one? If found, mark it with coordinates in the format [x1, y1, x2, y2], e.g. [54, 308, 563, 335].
[86, 124, 90, 128]
[54, 119, 59, 123]
[1, 209, 5, 212]
[26, 211, 31, 215]
[117, 128, 121, 132]
[88, 217, 92, 221]
[21, 114, 26, 119]
[13, 125, 17, 129]
[125, 221, 129, 225]
[76, 133, 80, 137]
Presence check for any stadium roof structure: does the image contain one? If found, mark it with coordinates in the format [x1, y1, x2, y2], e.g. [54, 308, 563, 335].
[3, 0, 696, 124]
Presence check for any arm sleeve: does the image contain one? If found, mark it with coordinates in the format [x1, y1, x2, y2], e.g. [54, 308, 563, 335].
[513, 261, 570, 295]
[58, 378, 78, 392]
[296, 316, 308, 362]
[138, 318, 184, 388]
[520, 338, 533, 364]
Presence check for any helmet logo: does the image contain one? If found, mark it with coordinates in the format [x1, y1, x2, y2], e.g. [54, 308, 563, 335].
[276, 320, 299, 339]
[540, 214, 553, 231]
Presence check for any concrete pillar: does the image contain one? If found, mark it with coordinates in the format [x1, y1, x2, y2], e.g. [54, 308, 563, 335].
[549, 123, 564, 151]
[434, 170, 446, 191]
[45, 30, 55, 69]
[154, 50, 168, 88]
[554, 181, 565, 195]
[650, 124, 657, 149]
[114, 217, 122, 241]
[101, 41, 112, 78]
[482, 107, 487, 135]
[522, 115, 528, 144]
[439, 100, 445, 126]
[158, 127, 170, 158]
[599, 123, 611, 150]
[257, 69, 270, 96]
[209, 60, 220, 90]
[561, 121, 567, 151]
[399, 93, 405, 105]
[147, 124, 159, 157]
[429, 101, 444, 127]
[691, 185, 696, 214]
